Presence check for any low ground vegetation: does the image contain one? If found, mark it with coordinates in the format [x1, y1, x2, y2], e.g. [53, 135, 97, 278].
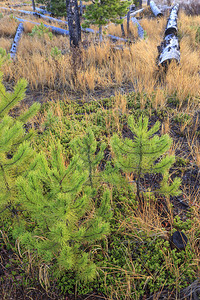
[0, 1, 199, 299]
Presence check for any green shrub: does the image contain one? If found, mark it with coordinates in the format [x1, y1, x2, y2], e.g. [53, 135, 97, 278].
[29, 23, 53, 39]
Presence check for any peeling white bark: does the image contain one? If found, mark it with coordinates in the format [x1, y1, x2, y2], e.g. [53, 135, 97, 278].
[10, 23, 24, 59]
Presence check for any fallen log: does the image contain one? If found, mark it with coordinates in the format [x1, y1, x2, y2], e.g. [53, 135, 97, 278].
[0, 7, 68, 26]
[8, 3, 29, 8]
[1, 7, 128, 42]
[123, 8, 144, 19]
[150, 1, 163, 17]
[10, 23, 24, 59]
[35, 8, 52, 15]
[107, 34, 128, 42]
[165, 4, 179, 36]
[15, 17, 69, 36]
[15, 17, 128, 43]
[158, 33, 180, 66]
[131, 17, 144, 39]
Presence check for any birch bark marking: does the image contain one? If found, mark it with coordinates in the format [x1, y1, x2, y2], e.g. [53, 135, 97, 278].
[66, 0, 81, 47]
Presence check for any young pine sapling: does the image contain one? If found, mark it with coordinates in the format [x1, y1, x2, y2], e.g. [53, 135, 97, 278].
[110, 116, 181, 201]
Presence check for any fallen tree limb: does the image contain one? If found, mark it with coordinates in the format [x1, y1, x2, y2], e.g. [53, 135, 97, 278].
[8, 3, 29, 8]
[165, 3, 179, 36]
[150, 1, 163, 17]
[10, 23, 24, 59]
[123, 8, 144, 19]
[0, 7, 67, 26]
[131, 17, 144, 39]
[35, 7, 52, 15]
[158, 33, 180, 66]
[15, 17, 69, 36]
[130, 8, 144, 17]
[107, 34, 128, 42]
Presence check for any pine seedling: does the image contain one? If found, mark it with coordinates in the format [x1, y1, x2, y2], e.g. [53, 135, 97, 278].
[16, 141, 111, 281]
[70, 129, 106, 189]
[110, 116, 181, 200]
[0, 61, 40, 212]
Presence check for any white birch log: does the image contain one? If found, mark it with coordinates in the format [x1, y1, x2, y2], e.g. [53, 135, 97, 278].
[150, 1, 163, 17]
[158, 34, 180, 66]
[165, 4, 179, 36]
[131, 17, 144, 39]
[10, 23, 24, 59]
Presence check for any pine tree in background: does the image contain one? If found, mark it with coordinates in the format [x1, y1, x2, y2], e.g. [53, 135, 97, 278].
[0, 52, 41, 213]
[110, 116, 181, 201]
[51, 0, 67, 16]
[15, 141, 111, 281]
[83, 0, 130, 42]
[37, 0, 67, 16]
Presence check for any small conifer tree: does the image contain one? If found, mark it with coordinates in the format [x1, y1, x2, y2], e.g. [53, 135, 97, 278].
[83, 0, 130, 42]
[70, 129, 106, 188]
[0, 52, 40, 213]
[15, 140, 111, 281]
[110, 116, 181, 201]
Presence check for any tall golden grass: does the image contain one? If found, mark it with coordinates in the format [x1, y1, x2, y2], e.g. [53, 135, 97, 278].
[0, 11, 199, 104]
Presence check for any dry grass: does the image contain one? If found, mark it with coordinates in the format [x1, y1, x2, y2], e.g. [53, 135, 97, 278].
[0, 37, 12, 51]
[0, 15, 19, 37]
[0, 11, 198, 107]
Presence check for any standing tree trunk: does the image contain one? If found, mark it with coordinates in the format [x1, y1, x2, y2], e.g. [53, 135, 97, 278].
[127, 8, 130, 35]
[139, 0, 142, 8]
[120, 16, 125, 36]
[147, 0, 150, 5]
[79, 0, 83, 16]
[32, 0, 35, 11]
[99, 25, 103, 43]
[66, 0, 81, 47]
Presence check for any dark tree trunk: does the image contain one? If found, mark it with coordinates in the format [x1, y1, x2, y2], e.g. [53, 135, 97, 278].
[66, 0, 81, 47]
[79, 0, 83, 16]
[147, 0, 150, 5]
[99, 25, 103, 43]
[32, 0, 35, 11]
[120, 17, 125, 36]
[139, 0, 142, 8]
[127, 9, 130, 35]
